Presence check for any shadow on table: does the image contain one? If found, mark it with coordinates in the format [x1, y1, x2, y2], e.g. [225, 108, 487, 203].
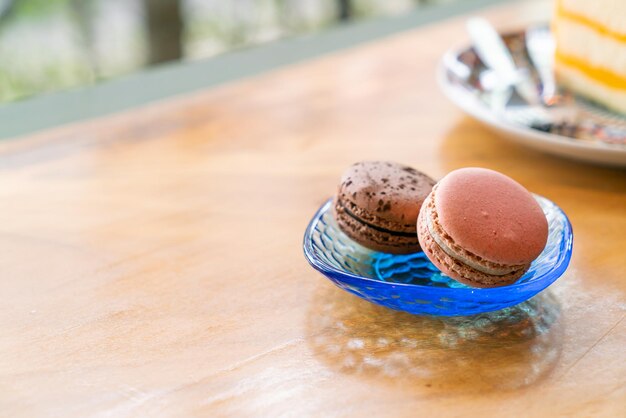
[306, 282, 563, 393]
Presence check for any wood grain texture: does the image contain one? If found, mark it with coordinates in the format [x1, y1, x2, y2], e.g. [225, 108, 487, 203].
[1, 0, 625, 416]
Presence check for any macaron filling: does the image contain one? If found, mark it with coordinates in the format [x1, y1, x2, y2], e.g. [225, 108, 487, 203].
[336, 199, 417, 238]
[425, 206, 524, 276]
[424, 189, 527, 277]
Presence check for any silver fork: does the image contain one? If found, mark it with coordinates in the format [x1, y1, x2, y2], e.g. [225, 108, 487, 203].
[525, 25, 559, 105]
[467, 18, 579, 128]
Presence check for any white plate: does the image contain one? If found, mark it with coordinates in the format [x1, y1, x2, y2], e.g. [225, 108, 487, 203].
[438, 26, 626, 167]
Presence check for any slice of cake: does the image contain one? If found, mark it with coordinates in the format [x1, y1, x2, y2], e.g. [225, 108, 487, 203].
[553, 0, 626, 114]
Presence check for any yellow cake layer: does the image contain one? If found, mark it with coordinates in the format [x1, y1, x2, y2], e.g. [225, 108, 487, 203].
[553, 20, 626, 89]
[554, 0, 626, 112]
[557, 0, 626, 39]
[556, 63, 626, 114]
[555, 51, 626, 90]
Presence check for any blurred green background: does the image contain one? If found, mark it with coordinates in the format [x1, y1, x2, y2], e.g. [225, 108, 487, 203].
[0, 0, 461, 103]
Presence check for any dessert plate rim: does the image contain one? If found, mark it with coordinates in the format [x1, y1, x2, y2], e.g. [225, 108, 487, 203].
[438, 24, 626, 167]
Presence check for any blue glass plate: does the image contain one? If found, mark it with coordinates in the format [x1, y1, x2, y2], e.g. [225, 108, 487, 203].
[303, 195, 573, 316]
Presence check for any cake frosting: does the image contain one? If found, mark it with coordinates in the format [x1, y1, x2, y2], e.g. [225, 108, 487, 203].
[553, 0, 626, 113]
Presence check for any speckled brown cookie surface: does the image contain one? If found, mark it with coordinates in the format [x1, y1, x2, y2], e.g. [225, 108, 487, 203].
[333, 161, 435, 254]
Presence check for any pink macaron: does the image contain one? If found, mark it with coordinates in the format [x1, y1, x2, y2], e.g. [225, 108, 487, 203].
[417, 167, 548, 288]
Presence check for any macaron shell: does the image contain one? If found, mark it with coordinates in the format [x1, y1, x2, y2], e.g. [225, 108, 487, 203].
[417, 193, 528, 288]
[434, 168, 548, 265]
[338, 161, 435, 230]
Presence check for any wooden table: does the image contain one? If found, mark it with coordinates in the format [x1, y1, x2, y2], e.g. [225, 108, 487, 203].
[1, 1, 625, 416]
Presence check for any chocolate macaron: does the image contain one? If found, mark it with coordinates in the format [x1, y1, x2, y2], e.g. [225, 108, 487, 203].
[334, 161, 435, 254]
[417, 167, 548, 288]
